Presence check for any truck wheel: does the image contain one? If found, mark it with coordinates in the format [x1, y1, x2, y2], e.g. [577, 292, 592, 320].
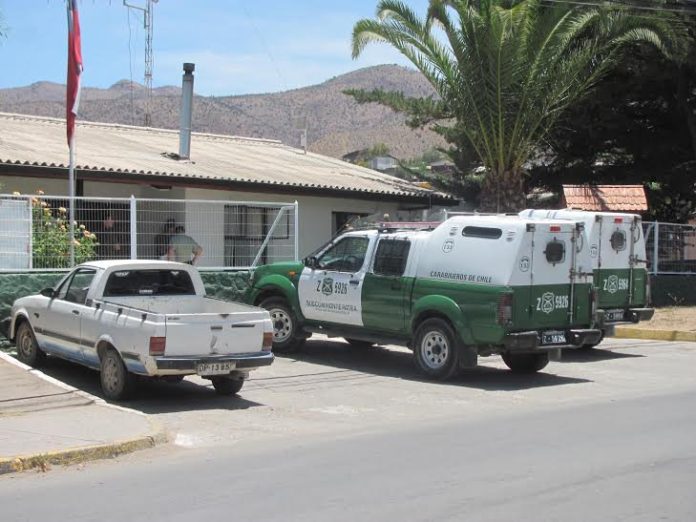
[259, 297, 305, 353]
[211, 376, 244, 396]
[413, 318, 459, 380]
[345, 338, 374, 349]
[100, 349, 137, 400]
[502, 352, 549, 373]
[16, 322, 46, 367]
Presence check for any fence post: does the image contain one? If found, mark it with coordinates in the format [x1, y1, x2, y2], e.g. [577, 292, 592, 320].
[294, 201, 299, 262]
[130, 195, 137, 260]
[653, 221, 659, 276]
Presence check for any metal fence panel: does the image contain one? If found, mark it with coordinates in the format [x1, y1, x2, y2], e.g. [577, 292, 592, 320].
[0, 194, 298, 271]
[643, 221, 696, 275]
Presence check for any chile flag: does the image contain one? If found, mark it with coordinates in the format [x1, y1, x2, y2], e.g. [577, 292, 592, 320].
[66, 0, 83, 146]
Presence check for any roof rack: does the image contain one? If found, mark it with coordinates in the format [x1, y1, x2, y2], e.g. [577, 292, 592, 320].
[377, 221, 440, 232]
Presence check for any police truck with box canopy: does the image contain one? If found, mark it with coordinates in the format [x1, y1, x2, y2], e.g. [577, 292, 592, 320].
[249, 215, 601, 379]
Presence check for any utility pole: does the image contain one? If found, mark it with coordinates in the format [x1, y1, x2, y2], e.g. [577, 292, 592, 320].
[123, 0, 157, 127]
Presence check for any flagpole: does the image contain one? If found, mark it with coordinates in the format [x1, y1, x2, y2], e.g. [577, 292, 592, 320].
[66, 0, 82, 268]
[69, 139, 75, 266]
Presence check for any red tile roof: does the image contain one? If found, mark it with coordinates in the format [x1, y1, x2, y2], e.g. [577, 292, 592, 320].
[561, 185, 648, 212]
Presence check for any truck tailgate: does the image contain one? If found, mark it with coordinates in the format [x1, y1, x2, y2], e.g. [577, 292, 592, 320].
[164, 309, 269, 357]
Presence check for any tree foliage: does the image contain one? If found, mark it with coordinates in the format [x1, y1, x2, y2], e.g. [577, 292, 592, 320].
[349, 0, 685, 211]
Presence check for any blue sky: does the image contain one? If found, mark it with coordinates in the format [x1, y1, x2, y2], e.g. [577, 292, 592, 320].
[0, 0, 429, 96]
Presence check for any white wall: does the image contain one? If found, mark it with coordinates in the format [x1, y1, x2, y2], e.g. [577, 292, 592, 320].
[1, 175, 410, 263]
[183, 188, 401, 257]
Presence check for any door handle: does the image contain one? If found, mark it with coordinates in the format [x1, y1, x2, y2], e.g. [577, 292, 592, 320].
[72, 310, 80, 315]
[349, 279, 359, 286]
[33, 313, 40, 318]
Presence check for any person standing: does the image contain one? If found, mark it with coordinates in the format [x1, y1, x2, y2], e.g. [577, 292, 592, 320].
[166, 225, 203, 265]
[154, 218, 176, 259]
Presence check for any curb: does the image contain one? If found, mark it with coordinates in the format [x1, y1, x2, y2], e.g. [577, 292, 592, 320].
[614, 327, 696, 343]
[0, 350, 168, 475]
[0, 423, 168, 475]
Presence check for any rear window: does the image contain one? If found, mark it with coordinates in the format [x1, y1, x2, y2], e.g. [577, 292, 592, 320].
[462, 226, 502, 239]
[545, 240, 565, 265]
[610, 230, 626, 251]
[103, 269, 196, 297]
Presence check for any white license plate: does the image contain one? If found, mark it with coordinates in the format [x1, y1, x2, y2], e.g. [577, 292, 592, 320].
[196, 361, 235, 376]
[541, 331, 566, 345]
[605, 309, 625, 322]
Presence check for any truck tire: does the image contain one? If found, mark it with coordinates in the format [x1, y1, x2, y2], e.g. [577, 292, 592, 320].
[16, 321, 46, 367]
[345, 338, 375, 349]
[259, 296, 305, 354]
[100, 349, 137, 400]
[413, 318, 459, 380]
[502, 352, 549, 373]
[211, 376, 244, 396]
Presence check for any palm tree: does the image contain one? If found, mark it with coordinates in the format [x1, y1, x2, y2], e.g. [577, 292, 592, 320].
[352, 0, 683, 211]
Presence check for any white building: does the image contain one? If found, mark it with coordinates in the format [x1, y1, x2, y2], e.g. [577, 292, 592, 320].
[0, 113, 455, 262]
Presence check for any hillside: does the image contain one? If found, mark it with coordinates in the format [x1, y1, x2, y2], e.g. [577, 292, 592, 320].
[0, 65, 445, 160]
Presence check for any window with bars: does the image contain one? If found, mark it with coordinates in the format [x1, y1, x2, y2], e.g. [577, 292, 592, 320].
[223, 205, 291, 267]
[373, 239, 411, 277]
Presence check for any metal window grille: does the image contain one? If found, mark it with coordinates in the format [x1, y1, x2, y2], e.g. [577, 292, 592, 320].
[0, 194, 298, 271]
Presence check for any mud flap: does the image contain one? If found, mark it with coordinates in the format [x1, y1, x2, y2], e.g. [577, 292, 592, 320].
[458, 344, 478, 369]
[548, 348, 562, 361]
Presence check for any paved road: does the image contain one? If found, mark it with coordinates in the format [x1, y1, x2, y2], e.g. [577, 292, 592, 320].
[2, 338, 695, 521]
[1, 390, 694, 521]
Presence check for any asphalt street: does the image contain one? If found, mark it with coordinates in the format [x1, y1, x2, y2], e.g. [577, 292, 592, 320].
[1, 338, 695, 521]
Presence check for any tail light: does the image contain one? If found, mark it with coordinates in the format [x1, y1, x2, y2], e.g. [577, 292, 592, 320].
[646, 275, 652, 306]
[149, 336, 166, 356]
[497, 293, 513, 326]
[262, 331, 274, 352]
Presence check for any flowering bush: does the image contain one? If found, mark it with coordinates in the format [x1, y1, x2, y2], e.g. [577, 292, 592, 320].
[31, 192, 98, 268]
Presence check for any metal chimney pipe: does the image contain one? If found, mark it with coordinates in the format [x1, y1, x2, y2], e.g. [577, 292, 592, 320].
[178, 62, 195, 159]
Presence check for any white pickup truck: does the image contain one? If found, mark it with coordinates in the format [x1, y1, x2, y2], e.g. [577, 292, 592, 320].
[7, 260, 274, 400]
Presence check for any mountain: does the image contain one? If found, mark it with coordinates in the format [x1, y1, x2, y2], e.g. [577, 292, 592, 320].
[0, 65, 444, 160]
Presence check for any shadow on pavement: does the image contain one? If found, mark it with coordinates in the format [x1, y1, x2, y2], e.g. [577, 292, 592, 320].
[33, 356, 264, 414]
[560, 347, 645, 363]
[279, 338, 592, 391]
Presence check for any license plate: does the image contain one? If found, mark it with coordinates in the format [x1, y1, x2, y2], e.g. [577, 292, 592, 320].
[605, 309, 625, 322]
[196, 361, 235, 376]
[541, 331, 566, 345]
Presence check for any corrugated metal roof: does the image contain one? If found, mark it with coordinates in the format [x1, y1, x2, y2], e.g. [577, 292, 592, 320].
[562, 184, 648, 211]
[0, 112, 454, 202]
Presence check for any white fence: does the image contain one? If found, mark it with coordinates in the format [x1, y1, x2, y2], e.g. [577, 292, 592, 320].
[643, 221, 696, 275]
[0, 194, 298, 271]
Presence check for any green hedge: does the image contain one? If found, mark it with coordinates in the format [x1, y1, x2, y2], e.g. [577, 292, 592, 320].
[649, 275, 696, 307]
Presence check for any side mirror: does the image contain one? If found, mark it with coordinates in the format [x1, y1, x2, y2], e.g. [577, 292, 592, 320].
[40, 288, 55, 298]
[304, 256, 318, 269]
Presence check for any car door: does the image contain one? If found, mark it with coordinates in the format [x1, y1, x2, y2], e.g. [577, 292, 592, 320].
[361, 238, 411, 333]
[40, 268, 96, 362]
[298, 235, 371, 326]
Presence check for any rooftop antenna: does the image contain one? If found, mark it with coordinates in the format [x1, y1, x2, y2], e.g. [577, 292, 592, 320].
[291, 110, 308, 154]
[123, 0, 158, 127]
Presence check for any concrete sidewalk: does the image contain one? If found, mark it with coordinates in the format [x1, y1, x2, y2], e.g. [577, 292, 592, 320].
[0, 352, 166, 475]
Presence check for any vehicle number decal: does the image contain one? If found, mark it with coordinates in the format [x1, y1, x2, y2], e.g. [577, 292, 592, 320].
[535, 292, 569, 314]
[602, 275, 629, 294]
[315, 277, 348, 296]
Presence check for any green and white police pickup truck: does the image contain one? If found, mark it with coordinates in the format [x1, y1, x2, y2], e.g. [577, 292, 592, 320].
[248, 215, 602, 379]
[520, 209, 654, 347]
